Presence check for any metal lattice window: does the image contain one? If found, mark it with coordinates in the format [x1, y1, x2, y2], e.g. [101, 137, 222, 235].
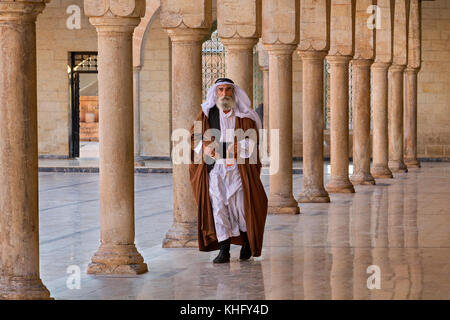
[202, 30, 226, 101]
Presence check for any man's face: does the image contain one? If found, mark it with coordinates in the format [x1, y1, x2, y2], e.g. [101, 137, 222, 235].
[216, 84, 233, 98]
[216, 84, 235, 111]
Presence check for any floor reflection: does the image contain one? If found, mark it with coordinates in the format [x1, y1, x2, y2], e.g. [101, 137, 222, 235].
[39, 163, 449, 300]
[260, 167, 437, 300]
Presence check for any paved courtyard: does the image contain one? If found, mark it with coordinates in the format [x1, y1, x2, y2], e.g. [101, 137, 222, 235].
[38, 162, 450, 299]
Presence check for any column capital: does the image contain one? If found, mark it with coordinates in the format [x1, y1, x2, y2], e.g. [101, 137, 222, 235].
[84, 0, 145, 32]
[389, 64, 406, 73]
[326, 55, 352, 65]
[351, 59, 374, 67]
[371, 61, 391, 71]
[405, 66, 420, 74]
[256, 39, 269, 69]
[164, 27, 209, 43]
[220, 37, 258, 50]
[297, 50, 327, 61]
[263, 43, 297, 56]
[0, 0, 48, 21]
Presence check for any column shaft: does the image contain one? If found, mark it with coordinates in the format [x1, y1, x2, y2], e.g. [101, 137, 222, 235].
[133, 66, 144, 164]
[371, 63, 393, 178]
[262, 67, 269, 131]
[222, 38, 257, 101]
[261, 66, 270, 164]
[267, 45, 299, 214]
[325, 55, 355, 193]
[163, 31, 206, 247]
[297, 51, 329, 203]
[0, 2, 51, 299]
[87, 18, 147, 274]
[350, 59, 375, 185]
[388, 65, 408, 173]
[404, 68, 421, 168]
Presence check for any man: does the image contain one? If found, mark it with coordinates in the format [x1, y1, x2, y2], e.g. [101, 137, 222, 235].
[189, 78, 268, 263]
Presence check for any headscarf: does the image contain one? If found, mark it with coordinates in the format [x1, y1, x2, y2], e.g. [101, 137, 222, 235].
[201, 78, 262, 130]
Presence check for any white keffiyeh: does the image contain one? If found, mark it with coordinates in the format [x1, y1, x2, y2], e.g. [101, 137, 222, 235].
[201, 81, 262, 130]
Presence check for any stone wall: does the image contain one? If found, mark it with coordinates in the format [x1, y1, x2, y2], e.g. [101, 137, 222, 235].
[418, 0, 450, 159]
[138, 11, 172, 157]
[36, 0, 97, 155]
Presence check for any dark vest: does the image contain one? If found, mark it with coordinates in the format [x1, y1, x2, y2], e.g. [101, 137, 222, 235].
[206, 105, 230, 173]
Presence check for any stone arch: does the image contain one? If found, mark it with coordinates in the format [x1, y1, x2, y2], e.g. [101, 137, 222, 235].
[133, 0, 161, 68]
[134, 2, 172, 158]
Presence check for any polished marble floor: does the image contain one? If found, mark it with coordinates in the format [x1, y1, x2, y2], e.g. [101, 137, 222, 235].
[38, 162, 450, 299]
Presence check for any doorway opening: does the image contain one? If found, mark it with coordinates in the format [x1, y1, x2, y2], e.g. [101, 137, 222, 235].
[69, 52, 99, 158]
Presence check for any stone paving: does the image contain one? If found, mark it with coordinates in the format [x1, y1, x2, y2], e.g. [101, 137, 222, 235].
[37, 162, 450, 299]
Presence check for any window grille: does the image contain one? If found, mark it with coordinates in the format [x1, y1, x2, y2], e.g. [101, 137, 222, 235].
[202, 30, 226, 101]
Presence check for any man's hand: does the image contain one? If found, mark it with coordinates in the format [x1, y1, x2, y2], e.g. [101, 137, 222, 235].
[204, 141, 219, 160]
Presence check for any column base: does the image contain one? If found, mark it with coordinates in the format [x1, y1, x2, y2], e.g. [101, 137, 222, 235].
[134, 156, 146, 167]
[87, 244, 148, 275]
[388, 160, 408, 173]
[404, 158, 421, 168]
[326, 178, 355, 193]
[371, 164, 393, 179]
[297, 188, 330, 203]
[162, 221, 198, 248]
[268, 194, 300, 214]
[350, 172, 376, 185]
[0, 278, 52, 300]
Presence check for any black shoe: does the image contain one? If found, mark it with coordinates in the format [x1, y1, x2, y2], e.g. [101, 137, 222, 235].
[239, 232, 252, 261]
[213, 239, 230, 263]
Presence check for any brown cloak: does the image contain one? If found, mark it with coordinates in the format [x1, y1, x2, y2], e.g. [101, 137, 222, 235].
[189, 110, 268, 257]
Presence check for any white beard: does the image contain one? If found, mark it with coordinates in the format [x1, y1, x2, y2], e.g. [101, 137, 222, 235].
[216, 96, 236, 111]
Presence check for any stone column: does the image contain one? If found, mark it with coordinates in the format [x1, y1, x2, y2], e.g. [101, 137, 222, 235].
[326, 55, 354, 193]
[404, 68, 420, 168]
[221, 38, 257, 100]
[160, 0, 212, 246]
[371, 0, 394, 179]
[297, 0, 330, 202]
[133, 66, 144, 166]
[261, 66, 269, 130]
[325, 0, 355, 193]
[262, 0, 300, 214]
[350, 0, 375, 185]
[217, 0, 260, 100]
[85, 0, 148, 274]
[404, 0, 422, 168]
[388, 0, 408, 173]
[257, 39, 270, 162]
[265, 45, 299, 214]
[351, 59, 375, 185]
[388, 64, 408, 173]
[0, 0, 52, 299]
[371, 62, 393, 178]
[298, 51, 329, 202]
